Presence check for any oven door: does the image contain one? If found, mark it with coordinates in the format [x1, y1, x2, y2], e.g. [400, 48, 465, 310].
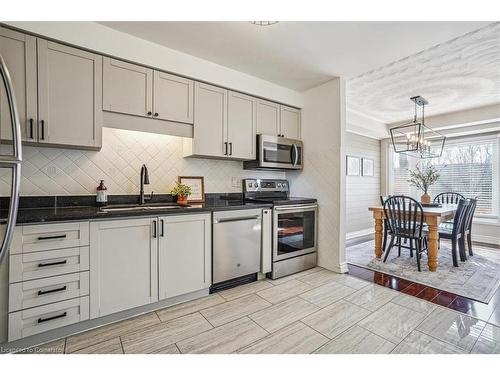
[273, 204, 317, 261]
[259, 135, 303, 170]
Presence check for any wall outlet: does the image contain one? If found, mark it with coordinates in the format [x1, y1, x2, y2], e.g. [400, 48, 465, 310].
[43, 164, 60, 178]
[231, 177, 241, 188]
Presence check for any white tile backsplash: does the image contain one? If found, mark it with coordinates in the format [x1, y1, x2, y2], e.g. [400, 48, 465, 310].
[0, 127, 283, 196]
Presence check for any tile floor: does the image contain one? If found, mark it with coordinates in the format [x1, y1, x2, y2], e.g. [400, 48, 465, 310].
[30, 265, 500, 354]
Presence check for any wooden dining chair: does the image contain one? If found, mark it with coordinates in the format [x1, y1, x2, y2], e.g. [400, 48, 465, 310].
[383, 196, 427, 271]
[434, 192, 465, 204]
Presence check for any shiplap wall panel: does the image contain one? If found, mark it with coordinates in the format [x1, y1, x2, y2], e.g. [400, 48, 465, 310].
[346, 132, 381, 234]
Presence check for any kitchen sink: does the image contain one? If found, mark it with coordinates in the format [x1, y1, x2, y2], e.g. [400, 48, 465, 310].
[99, 203, 189, 213]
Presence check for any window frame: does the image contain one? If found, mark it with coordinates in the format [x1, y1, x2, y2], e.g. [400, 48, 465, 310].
[387, 132, 500, 219]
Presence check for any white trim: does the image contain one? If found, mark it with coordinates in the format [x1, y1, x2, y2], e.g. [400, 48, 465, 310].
[346, 129, 382, 140]
[473, 234, 500, 246]
[329, 262, 349, 274]
[346, 228, 374, 240]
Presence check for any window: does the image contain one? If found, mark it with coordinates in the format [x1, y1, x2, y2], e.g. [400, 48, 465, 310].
[389, 133, 499, 217]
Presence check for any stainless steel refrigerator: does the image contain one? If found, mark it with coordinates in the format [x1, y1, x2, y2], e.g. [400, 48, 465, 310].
[0, 53, 22, 343]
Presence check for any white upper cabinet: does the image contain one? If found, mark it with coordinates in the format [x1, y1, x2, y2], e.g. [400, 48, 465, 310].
[256, 99, 280, 137]
[158, 213, 211, 300]
[227, 91, 256, 160]
[153, 71, 194, 124]
[102, 57, 153, 118]
[102, 58, 194, 126]
[89, 218, 158, 319]
[185, 85, 258, 160]
[37, 39, 102, 148]
[280, 105, 301, 139]
[189, 82, 227, 158]
[0, 27, 37, 142]
[256, 100, 301, 139]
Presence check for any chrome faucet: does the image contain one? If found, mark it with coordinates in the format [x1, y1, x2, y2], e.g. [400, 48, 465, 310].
[139, 164, 153, 204]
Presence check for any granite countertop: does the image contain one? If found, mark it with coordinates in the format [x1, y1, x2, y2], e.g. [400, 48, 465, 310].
[0, 193, 273, 225]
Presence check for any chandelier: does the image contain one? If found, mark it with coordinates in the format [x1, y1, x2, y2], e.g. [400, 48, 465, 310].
[390, 96, 446, 158]
[249, 21, 279, 26]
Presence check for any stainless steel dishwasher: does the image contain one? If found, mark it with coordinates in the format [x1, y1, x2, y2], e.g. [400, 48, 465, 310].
[212, 209, 262, 289]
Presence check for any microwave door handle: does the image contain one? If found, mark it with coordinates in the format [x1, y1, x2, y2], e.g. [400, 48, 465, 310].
[292, 144, 298, 167]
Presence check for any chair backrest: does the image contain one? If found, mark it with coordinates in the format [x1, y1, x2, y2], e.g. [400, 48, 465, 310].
[379, 195, 391, 206]
[383, 195, 424, 239]
[463, 198, 477, 233]
[434, 192, 465, 204]
[451, 199, 468, 235]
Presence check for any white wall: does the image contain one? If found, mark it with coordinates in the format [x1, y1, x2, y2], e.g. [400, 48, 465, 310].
[0, 128, 284, 196]
[3, 22, 303, 108]
[288, 78, 347, 273]
[345, 132, 381, 235]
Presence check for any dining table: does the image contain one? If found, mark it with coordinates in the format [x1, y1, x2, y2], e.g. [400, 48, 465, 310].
[368, 204, 457, 271]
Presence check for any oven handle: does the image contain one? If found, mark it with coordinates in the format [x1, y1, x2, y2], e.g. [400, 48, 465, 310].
[274, 204, 318, 211]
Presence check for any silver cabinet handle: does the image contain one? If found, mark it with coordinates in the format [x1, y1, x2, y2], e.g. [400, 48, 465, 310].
[160, 219, 165, 237]
[152, 220, 157, 238]
[224, 142, 228, 155]
[229, 142, 233, 156]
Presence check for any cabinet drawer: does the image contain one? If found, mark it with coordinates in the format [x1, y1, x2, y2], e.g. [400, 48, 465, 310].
[9, 271, 89, 312]
[8, 296, 89, 341]
[9, 246, 90, 283]
[11, 222, 89, 254]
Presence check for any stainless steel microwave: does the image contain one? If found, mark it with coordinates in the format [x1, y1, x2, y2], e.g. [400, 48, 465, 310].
[243, 134, 303, 170]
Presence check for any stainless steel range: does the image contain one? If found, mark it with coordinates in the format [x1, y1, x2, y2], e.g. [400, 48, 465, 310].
[243, 179, 318, 279]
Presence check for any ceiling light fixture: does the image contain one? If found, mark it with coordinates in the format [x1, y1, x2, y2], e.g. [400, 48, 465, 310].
[390, 96, 446, 159]
[249, 21, 279, 26]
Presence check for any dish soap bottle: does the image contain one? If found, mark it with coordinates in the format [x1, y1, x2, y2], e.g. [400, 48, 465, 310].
[96, 180, 108, 207]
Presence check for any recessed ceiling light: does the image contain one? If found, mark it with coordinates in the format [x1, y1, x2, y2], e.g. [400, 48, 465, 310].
[249, 21, 279, 26]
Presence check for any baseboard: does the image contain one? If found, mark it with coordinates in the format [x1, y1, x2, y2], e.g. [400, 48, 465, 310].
[346, 228, 374, 240]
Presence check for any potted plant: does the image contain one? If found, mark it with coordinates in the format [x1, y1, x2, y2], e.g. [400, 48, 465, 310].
[170, 182, 192, 205]
[408, 162, 440, 204]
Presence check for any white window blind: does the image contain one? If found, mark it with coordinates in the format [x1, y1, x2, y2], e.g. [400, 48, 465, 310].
[390, 133, 499, 217]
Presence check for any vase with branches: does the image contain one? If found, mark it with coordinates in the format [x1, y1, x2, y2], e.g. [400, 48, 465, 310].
[408, 162, 440, 204]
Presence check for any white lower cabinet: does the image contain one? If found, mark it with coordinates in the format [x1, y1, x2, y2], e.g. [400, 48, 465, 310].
[89, 218, 158, 319]
[158, 213, 211, 300]
[9, 296, 89, 341]
[89, 213, 211, 319]
[7, 213, 212, 340]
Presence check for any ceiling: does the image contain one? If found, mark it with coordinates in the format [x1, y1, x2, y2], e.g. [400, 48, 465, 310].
[347, 22, 500, 124]
[99, 21, 489, 91]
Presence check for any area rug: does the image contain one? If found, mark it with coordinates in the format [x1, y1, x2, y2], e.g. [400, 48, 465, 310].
[347, 240, 500, 303]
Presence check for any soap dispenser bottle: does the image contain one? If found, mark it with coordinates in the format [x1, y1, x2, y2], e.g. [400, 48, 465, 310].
[96, 180, 108, 206]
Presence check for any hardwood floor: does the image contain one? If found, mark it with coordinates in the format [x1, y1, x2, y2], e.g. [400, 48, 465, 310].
[26, 264, 500, 354]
